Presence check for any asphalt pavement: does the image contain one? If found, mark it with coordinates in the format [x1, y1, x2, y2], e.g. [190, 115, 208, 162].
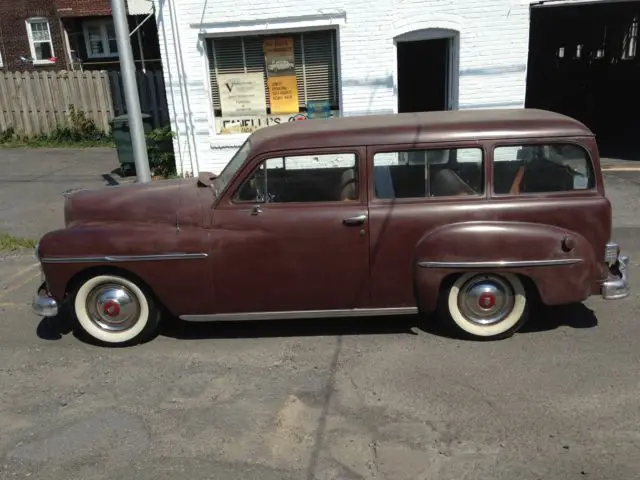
[0, 148, 639, 480]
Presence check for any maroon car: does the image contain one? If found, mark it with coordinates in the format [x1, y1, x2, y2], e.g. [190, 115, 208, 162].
[33, 109, 630, 346]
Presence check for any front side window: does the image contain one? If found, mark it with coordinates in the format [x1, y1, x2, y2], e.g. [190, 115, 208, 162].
[214, 139, 252, 194]
[83, 20, 119, 58]
[26, 19, 54, 63]
[235, 153, 358, 203]
[493, 143, 595, 195]
[372, 147, 484, 199]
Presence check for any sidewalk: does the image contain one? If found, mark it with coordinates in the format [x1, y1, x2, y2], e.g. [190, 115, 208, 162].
[601, 157, 640, 171]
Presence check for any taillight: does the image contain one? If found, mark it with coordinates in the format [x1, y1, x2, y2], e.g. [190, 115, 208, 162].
[604, 242, 620, 264]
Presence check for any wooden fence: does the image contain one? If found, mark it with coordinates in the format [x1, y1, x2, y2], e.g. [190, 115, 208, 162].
[0, 70, 169, 136]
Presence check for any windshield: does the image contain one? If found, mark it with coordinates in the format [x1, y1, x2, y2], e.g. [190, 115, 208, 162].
[213, 139, 252, 194]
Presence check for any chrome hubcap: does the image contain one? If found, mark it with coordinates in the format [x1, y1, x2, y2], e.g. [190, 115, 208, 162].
[86, 283, 141, 332]
[457, 275, 515, 326]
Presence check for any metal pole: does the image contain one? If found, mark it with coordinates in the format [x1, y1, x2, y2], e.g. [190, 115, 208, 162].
[110, 0, 151, 183]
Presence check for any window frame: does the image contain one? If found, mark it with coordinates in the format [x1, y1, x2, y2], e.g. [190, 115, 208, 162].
[219, 146, 367, 209]
[489, 138, 598, 199]
[367, 142, 488, 205]
[25, 17, 56, 65]
[82, 19, 118, 59]
[205, 28, 340, 120]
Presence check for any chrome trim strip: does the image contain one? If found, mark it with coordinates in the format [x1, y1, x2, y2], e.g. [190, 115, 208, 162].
[418, 258, 582, 269]
[41, 253, 208, 264]
[180, 307, 419, 322]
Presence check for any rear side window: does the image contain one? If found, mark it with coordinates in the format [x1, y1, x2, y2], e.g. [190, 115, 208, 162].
[493, 143, 595, 195]
[372, 147, 484, 199]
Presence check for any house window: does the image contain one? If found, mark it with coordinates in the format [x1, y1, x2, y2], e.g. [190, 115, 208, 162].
[206, 29, 340, 134]
[83, 20, 118, 58]
[26, 18, 55, 64]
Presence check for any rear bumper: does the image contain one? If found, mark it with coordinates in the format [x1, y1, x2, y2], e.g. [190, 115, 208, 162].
[32, 282, 59, 317]
[602, 255, 630, 300]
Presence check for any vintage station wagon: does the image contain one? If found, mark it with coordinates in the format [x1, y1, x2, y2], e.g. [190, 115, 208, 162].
[33, 109, 630, 346]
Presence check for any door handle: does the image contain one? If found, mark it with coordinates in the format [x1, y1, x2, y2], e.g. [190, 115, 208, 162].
[251, 205, 263, 216]
[343, 214, 367, 226]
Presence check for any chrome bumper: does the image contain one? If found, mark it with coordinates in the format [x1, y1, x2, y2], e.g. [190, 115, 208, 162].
[32, 282, 59, 317]
[602, 255, 630, 300]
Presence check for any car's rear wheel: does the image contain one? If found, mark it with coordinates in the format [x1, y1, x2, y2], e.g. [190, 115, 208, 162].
[71, 274, 161, 346]
[441, 272, 529, 340]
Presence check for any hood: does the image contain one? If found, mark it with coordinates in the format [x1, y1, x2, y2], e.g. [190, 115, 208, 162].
[64, 178, 208, 227]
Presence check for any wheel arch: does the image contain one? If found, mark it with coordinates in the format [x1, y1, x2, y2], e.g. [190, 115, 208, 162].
[65, 265, 170, 315]
[414, 220, 597, 308]
[434, 271, 541, 306]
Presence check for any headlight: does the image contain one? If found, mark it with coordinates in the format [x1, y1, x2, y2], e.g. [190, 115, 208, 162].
[34, 242, 40, 262]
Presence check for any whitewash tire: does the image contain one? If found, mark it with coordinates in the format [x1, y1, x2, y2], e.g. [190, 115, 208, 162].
[71, 274, 161, 346]
[442, 272, 529, 340]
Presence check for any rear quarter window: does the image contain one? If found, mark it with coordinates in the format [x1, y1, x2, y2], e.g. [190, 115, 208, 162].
[493, 143, 596, 195]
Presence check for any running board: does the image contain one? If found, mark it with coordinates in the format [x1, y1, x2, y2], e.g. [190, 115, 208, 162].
[180, 307, 419, 322]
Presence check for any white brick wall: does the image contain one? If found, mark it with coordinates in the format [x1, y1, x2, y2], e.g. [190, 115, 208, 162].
[153, 0, 570, 176]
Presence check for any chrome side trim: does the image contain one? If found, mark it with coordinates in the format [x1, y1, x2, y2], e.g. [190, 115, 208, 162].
[180, 307, 419, 322]
[41, 253, 208, 264]
[418, 258, 582, 269]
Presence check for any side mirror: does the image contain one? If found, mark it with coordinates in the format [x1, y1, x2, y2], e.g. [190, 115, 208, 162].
[197, 171, 218, 187]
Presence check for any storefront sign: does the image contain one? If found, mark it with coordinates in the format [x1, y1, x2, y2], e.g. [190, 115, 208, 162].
[262, 37, 299, 114]
[266, 76, 299, 114]
[216, 111, 339, 134]
[217, 72, 267, 116]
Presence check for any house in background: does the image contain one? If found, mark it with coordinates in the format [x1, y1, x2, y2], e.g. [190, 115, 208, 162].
[154, 0, 640, 177]
[0, 0, 161, 72]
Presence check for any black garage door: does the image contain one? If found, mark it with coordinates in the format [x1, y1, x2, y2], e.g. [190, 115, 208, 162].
[525, 0, 640, 159]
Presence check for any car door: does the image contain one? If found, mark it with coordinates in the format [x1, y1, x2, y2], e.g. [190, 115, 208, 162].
[367, 143, 486, 308]
[210, 146, 371, 315]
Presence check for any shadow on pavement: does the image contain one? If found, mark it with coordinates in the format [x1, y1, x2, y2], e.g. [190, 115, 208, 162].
[35, 302, 598, 343]
[36, 313, 72, 340]
[520, 302, 598, 333]
[160, 314, 420, 340]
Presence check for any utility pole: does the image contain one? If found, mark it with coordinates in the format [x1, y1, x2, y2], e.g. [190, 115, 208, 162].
[110, 0, 152, 183]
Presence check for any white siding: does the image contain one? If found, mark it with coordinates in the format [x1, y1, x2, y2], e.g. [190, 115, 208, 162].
[154, 0, 584, 176]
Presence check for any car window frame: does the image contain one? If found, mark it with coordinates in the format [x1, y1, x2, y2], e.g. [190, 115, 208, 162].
[217, 145, 368, 210]
[366, 141, 488, 205]
[488, 137, 599, 199]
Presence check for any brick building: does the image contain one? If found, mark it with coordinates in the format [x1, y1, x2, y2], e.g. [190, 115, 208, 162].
[0, 0, 161, 71]
[154, 0, 640, 176]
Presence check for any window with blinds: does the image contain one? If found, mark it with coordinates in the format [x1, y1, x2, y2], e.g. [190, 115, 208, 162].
[206, 29, 340, 115]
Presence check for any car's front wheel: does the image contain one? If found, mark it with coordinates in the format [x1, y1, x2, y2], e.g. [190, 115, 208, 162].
[440, 272, 529, 340]
[71, 273, 161, 346]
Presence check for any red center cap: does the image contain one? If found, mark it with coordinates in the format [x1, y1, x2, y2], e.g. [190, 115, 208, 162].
[103, 299, 121, 317]
[478, 292, 496, 309]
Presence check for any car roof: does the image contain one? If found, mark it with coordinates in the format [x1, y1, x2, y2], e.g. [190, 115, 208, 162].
[248, 108, 593, 153]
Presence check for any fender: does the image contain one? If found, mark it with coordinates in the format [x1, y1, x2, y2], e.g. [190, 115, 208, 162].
[413, 220, 600, 312]
[37, 223, 213, 316]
